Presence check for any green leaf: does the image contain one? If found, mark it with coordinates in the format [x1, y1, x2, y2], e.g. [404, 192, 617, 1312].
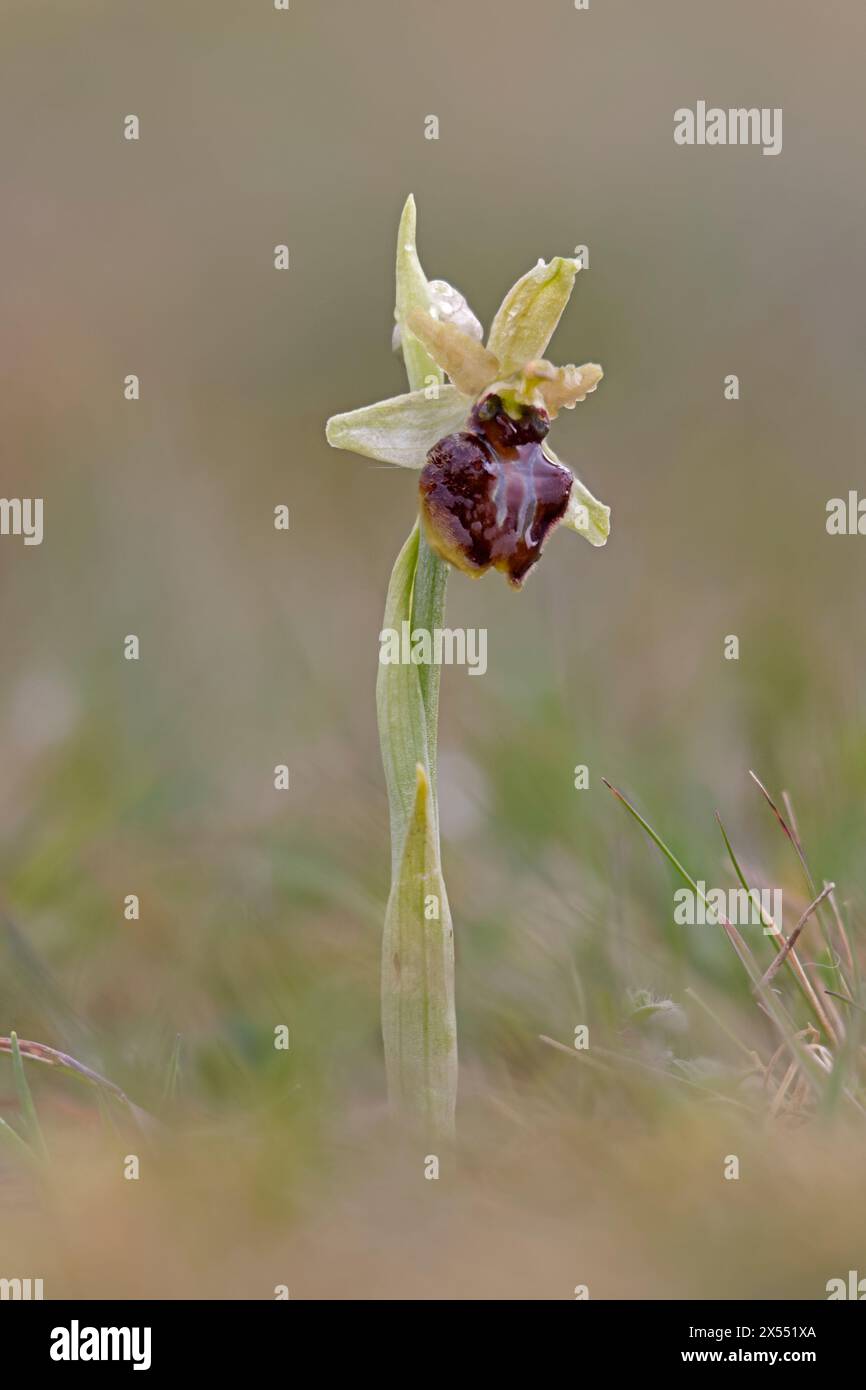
[409, 533, 448, 794]
[326, 385, 469, 470]
[381, 763, 457, 1136]
[487, 256, 580, 376]
[395, 194, 441, 392]
[376, 522, 431, 873]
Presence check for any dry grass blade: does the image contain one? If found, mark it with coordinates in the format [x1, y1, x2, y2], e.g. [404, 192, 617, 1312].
[0, 1036, 152, 1131]
[749, 770, 805, 865]
[769, 1060, 799, 1118]
[715, 811, 835, 1040]
[749, 773, 846, 1037]
[758, 882, 835, 990]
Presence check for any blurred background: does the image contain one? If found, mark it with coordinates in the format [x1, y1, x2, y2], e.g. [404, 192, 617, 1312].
[1, 0, 866, 1298]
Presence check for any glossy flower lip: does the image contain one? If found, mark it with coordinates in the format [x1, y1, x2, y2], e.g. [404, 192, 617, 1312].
[325, 196, 610, 573]
[419, 391, 573, 588]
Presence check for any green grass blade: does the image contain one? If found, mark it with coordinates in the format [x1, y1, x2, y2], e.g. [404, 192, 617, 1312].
[163, 1033, 183, 1104]
[0, 1113, 34, 1159]
[9, 1031, 48, 1161]
[601, 779, 700, 894]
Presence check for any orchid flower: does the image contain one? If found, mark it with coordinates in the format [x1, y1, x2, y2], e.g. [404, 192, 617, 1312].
[327, 200, 609, 586]
[324, 197, 610, 1138]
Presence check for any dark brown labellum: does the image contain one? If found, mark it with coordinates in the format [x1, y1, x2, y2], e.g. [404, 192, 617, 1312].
[419, 393, 573, 587]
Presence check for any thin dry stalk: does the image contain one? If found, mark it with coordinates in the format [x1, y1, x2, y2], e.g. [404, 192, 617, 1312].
[758, 882, 835, 991]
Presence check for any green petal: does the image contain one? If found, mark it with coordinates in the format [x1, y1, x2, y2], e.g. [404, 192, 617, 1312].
[543, 444, 610, 547]
[395, 194, 441, 392]
[487, 256, 580, 376]
[326, 385, 469, 469]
